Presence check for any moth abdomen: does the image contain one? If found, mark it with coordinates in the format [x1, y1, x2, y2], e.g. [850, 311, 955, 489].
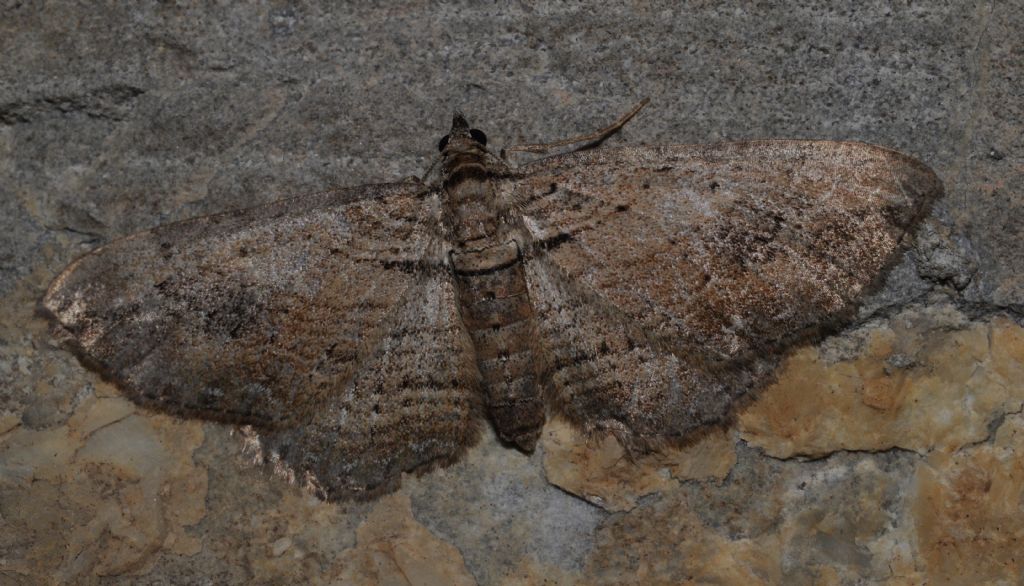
[451, 245, 546, 452]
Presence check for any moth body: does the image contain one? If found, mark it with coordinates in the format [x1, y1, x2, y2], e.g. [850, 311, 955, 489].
[441, 114, 545, 452]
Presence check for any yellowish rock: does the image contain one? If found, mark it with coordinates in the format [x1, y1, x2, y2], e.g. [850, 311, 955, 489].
[914, 412, 1024, 583]
[66, 395, 135, 440]
[331, 492, 476, 586]
[667, 427, 737, 481]
[582, 452, 919, 584]
[739, 306, 1024, 457]
[542, 418, 736, 511]
[584, 494, 783, 584]
[0, 395, 207, 583]
[0, 412, 19, 435]
[496, 558, 580, 586]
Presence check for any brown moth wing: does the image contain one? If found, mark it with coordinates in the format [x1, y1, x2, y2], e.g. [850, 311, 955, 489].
[512, 141, 941, 442]
[42, 182, 483, 499]
[524, 254, 753, 445]
[260, 268, 484, 499]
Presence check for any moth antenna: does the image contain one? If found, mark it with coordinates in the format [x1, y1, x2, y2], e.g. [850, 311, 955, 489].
[502, 97, 651, 159]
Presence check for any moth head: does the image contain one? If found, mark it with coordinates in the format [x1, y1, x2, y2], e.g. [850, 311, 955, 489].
[437, 112, 487, 154]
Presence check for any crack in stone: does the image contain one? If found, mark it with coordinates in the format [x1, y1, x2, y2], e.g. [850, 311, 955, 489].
[745, 439, 925, 464]
[0, 84, 146, 125]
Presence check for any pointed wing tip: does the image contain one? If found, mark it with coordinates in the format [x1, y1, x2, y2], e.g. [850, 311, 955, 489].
[855, 142, 943, 213]
[40, 259, 85, 325]
[40, 275, 67, 322]
[893, 150, 945, 207]
[39, 241, 118, 326]
[919, 161, 944, 199]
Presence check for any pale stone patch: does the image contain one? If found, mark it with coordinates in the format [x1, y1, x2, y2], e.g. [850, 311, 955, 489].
[542, 418, 736, 512]
[738, 305, 1024, 458]
[0, 395, 207, 582]
[330, 492, 476, 586]
[913, 412, 1024, 583]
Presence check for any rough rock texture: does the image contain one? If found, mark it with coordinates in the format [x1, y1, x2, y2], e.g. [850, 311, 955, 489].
[739, 304, 1024, 457]
[1, 2, 1021, 585]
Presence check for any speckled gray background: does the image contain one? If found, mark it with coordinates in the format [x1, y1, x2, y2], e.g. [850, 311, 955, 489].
[2, 2, 1021, 584]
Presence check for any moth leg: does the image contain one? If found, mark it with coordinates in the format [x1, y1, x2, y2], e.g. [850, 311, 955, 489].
[501, 98, 649, 160]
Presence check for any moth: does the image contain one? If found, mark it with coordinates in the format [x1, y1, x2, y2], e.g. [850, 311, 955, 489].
[42, 101, 941, 500]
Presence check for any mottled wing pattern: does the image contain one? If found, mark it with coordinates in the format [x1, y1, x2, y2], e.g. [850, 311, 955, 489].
[512, 141, 941, 442]
[42, 182, 482, 498]
[524, 254, 758, 445]
[261, 268, 483, 499]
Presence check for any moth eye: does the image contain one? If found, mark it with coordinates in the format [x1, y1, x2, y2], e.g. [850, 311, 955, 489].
[469, 128, 487, 146]
[438, 135, 450, 152]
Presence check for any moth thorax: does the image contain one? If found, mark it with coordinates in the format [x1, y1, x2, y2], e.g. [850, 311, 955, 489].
[446, 180, 499, 242]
